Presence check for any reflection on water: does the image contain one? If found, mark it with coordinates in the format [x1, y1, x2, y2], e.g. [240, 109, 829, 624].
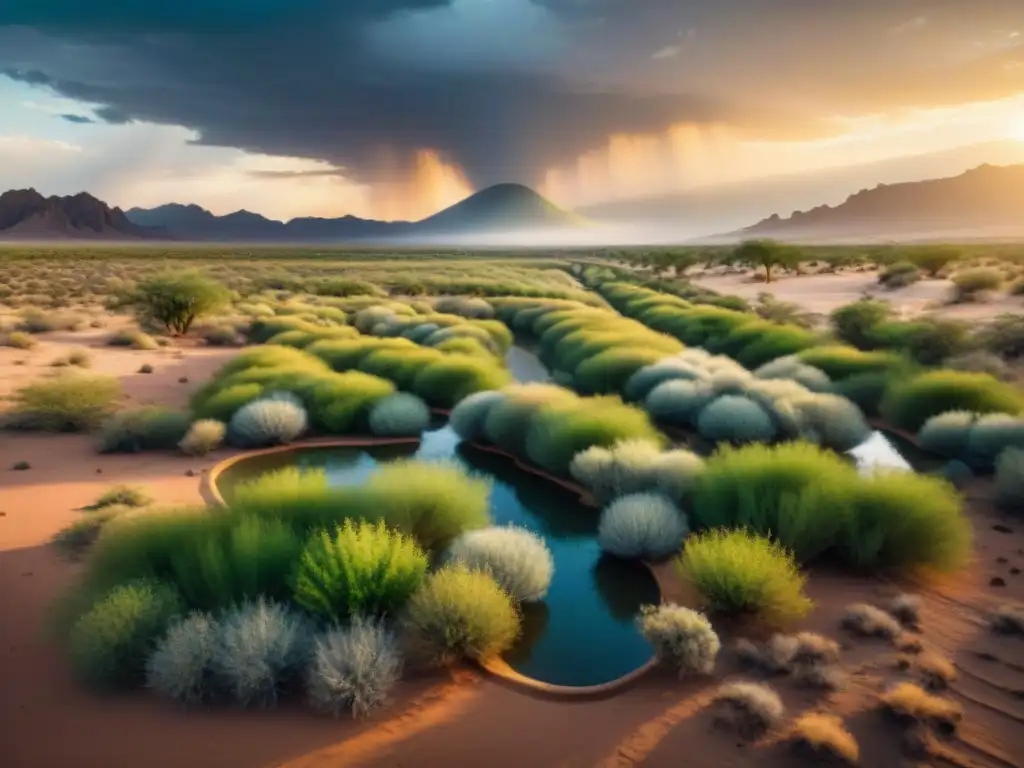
[217, 425, 658, 687]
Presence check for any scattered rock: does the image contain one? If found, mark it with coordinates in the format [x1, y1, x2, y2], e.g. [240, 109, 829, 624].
[185, 469, 196, 477]
[991, 577, 1007, 588]
[96, 468, 102, 474]
[10, 461, 31, 471]
[0, 511, 7, 517]
[997, 556, 1009, 564]
[1012, 568, 1021, 576]
[138, 363, 154, 374]
[993, 524, 1013, 534]
[178, 376, 189, 384]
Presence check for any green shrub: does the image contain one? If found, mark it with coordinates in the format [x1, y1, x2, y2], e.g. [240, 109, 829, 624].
[359, 347, 442, 389]
[909, 246, 960, 277]
[106, 328, 159, 350]
[411, 356, 511, 408]
[797, 346, 903, 380]
[792, 393, 871, 451]
[68, 581, 184, 688]
[178, 419, 226, 456]
[306, 619, 402, 718]
[228, 398, 308, 448]
[636, 604, 720, 676]
[449, 390, 506, 441]
[2, 330, 36, 349]
[831, 299, 893, 349]
[573, 348, 665, 395]
[754, 355, 831, 392]
[482, 384, 573, 454]
[597, 493, 688, 560]
[400, 565, 520, 666]
[977, 313, 1024, 359]
[944, 350, 1010, 380]
[525, 395, 664, 475]
[192, 383, 265, 422]
[52, 506, 129, 558]
[735, 325, 818, 369]
[917, 411, 977, 458]
[833, 371, 893, 418]
[202, 324, 244, 347]
[696, 395, 777, 444]
[213, 599, 311, 708]
[679, 529, 812, 625]
[135, 272, 231, 335]
[362, 461, 492, 551]
[966, 414, 1024, 470]
[307, 373, 395, 434]
[952, 268, 1002, 301]
[995, 447, 1024, 513]
[881, 370, 1024, 432]
[623, 358, 706, 403]
[368, 393, 431, 437]
[569, 439, 705, 505]
[145, 612, 219, 704]
[692, 443, 859, 562]
[837, 472, 971, 572]
[98, 407, 191, 453]
[445, 525, 554, 603]
[6, 374, 121, 432]
[294, 521, 427, 621]
[89, 485, 151, 510]
[878, 261, 920, 289]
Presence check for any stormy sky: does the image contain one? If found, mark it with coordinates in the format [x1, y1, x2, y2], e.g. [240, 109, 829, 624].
[2, 0, 1024, 220]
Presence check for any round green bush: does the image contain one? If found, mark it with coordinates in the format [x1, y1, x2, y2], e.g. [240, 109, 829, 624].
[412, 356, 511, 408]
[573, 348, 666, 396]
[228, 398, 308, 448]
[307, 373, 395, 434]
[679, 529, 812, 625]
[445, 525, 554, 603]
[791, 393, 871, 451]
[146, 611, 220, 704]
[69, 581, 184, 689]
[696, 395, 777, 445]
[597, 492, 689, 560]
[966, 414, 1024, 470]
[294, 521, 428, 621]
[881, 370, 1024, 432]
[797, 345, 904, 380]
[400, 565, 520, 666]
[996, 447, 1024, 513]
[449, 390, 507, 441]
[735, 325, 818, 369]
[917, 411, 978, 459]
[525, 395, 664, 475]
[306, 618, 402, 718]
[97, 407, 192, 453]
[482, 384, 574, 454]
[636, 603, 720, 677]
[645, 379, 715, 428]
[368, 393, 431, 437]
[833, 370, 893, 418]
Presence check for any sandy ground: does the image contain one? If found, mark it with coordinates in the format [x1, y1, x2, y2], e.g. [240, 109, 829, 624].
[2, 328, 1024, 768]
[691, 269, 1023, 320]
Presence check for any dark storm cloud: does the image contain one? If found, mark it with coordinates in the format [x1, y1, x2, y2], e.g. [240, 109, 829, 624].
[58, 113, 93, 123]
[2, 0, 1023, 188]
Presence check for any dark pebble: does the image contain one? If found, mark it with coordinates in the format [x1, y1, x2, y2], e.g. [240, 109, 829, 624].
[993, 525, 1013, 534]
[1012, 568, 1021, 576]
[991, 577, 1007, 587]
[185, 469, 196, 477]
[96, 468, 102, 474]
[997, 557, 1009, 564]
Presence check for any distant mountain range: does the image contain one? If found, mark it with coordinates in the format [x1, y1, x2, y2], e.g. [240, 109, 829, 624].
[0, 183, 581, 242]
[0, 188, 163, 240]
[733, 163, 1024, 242]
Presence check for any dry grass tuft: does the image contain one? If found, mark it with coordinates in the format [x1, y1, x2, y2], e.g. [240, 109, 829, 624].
[841, 603, 902, 640]
[712, 681, 785, 739]
[887, 593, 921, 628]
[894, 634, 923, 654]
[917, 653, 956, 690]
[880, 682, 963, 735]
[991, 603, 1024, 636]
[790, 712, 859, 765]
[734, 633, 844, 691]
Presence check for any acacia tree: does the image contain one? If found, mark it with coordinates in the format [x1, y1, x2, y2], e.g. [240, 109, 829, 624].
[731, 239, 802, 283]
[135, 272, 230, 335]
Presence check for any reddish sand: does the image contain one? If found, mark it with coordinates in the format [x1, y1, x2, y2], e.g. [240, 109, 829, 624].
[2, 328, 1024, 768]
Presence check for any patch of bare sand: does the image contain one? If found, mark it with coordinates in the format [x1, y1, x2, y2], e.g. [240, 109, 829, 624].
[691, 269, 1022, 320]
[2, 332, 1024, 768]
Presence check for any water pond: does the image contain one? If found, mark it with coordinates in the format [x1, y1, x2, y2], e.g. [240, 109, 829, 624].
[216, 424, 660, 687]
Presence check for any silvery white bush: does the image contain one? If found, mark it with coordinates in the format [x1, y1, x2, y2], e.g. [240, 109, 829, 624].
[637, 603, 720, 676]
[146, 612, 219, 704]
[597, 492, 688, 560]
[368, 393, 431, 437]
[445, 524, 554, 602]
[228, 398, 308, 448]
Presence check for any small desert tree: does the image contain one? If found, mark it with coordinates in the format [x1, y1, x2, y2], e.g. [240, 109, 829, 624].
[730, 240, 801, 283]
[135, 272, 231, 336]
[909, 246, 961, 278]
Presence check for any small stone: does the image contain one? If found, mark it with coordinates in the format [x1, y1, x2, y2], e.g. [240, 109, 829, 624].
[185, 469, 196, 477]
[991, 577, 1007, 587]
[993, 525, 1013, 534]
[178, 376, 189, 384]
[997, 557, 1009, 564]
[10, 461, 31, 471]
[1012, 568, 1021, 576]
[0, 511, 6, 517]
[96, 468, 102, 474]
